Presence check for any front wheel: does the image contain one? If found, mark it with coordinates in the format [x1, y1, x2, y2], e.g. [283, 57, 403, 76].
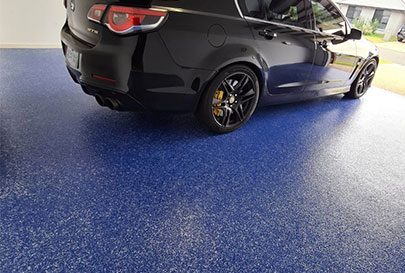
[345, 59, 377, 99]
[197, 65, 260, 133]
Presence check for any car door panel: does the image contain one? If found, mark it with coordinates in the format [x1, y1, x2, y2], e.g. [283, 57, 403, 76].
[305, 0, 358, 91]
[307, 34, 358, 90]
[242, 0, 316, 95]
[246, 19, 317, 94]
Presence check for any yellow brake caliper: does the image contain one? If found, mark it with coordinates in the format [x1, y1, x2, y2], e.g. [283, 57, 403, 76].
[213, 90, 224, 117]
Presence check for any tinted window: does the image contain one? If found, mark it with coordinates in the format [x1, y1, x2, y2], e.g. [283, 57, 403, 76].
[310, 0, 346, 34]
[243, 0, 265, 19]
[241, 0, 311, 29]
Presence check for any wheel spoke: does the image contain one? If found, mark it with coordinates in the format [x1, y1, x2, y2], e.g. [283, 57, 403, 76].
[222, 80, 235, 95]
[241, 88, 255, 97]
[366, 72, 375, 81]
[235, 75, 249, 92]
[235, 105, 245, 121]
[241, 90, 256, 104]
[357, 82, 364, 94]
[363, 68, 375, 88]
[222, 107, 232, 127]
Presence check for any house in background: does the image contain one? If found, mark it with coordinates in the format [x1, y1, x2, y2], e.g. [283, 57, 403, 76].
[335, 0, 405, 40]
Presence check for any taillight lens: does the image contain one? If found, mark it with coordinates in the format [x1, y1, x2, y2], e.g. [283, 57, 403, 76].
[87, 4, 168, 35]
[106, 6, 167, 34]
[87, 4, 107, 23]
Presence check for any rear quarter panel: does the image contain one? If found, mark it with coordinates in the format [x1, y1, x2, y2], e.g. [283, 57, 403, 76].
[152, 0, 263, 72]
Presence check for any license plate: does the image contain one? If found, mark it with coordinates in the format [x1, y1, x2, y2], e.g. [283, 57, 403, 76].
[66, 47, 79, 69]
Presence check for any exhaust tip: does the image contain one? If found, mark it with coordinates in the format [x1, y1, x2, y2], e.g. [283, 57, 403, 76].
[104, 98, 120, 110]
[95, 95, 106, 107]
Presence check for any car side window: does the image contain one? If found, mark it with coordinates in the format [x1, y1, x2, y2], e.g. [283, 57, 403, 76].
[241, 0, 311, 29]
[242, 0, 266, 19]
[310, 0, 347, 35]
[265, 0, 310, 29]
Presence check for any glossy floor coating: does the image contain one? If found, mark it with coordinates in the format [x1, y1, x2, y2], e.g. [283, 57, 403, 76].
[1, 49, 405, 272]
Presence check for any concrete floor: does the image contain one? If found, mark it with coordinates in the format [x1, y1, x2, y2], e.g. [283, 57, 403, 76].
[1, 49, 405, 272]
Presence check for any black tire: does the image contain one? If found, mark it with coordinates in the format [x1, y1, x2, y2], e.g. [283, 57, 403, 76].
[197, 65, 260, 133]
[345, 59, 377, 99]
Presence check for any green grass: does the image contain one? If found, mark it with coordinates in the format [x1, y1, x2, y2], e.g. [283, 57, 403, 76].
[365, 33, 397, 43]
[365, 34, 385, 43]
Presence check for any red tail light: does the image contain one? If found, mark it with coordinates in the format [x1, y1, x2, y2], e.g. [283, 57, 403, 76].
[87, 4, 107, 23]
[87, 5, 168, 35]
[106, 6, 167, 34]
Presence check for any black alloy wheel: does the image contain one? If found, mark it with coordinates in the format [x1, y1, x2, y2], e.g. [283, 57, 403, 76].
[197, 65, 260, 133]
[346, 59, 377, 99]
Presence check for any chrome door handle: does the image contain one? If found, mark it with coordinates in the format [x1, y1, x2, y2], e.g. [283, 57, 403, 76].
[259, 29, 277, 40]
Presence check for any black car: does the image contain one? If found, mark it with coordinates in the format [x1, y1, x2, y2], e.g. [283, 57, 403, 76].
[61, 0, 379, 133]
[398, 26, 405, 42]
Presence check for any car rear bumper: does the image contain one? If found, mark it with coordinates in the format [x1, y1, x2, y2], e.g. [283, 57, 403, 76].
[61, 23, 215, 112]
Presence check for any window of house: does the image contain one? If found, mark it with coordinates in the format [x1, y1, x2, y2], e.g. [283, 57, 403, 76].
[310, 0, 347, 35]
[373, 9, 391, 30]
[346, 6, 362, 22]
[241, 0, 311, 29]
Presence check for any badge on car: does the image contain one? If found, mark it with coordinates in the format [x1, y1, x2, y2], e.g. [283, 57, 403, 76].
[87, 28, 99, 35]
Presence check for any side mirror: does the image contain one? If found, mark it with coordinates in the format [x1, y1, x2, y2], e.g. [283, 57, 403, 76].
[347, 28, 362, 40]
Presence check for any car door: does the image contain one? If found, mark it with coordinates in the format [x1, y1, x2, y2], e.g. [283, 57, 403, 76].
[305, 0, 358, 92]
[240, 0, 316, 95]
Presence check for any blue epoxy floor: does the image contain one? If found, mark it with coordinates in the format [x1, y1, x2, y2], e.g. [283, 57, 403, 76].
[1, 49, 405, 272]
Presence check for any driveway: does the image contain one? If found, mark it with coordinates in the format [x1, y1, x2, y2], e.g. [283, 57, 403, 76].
[371, 42, 405, 94]
[376, 44, 405, 66]
[373, 64, 405, 95]
[376, 41, 405, 53]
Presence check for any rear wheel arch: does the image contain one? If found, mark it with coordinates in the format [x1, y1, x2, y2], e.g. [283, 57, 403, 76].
[371, 56, 379, 66]
[197, 60, 264, 112]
